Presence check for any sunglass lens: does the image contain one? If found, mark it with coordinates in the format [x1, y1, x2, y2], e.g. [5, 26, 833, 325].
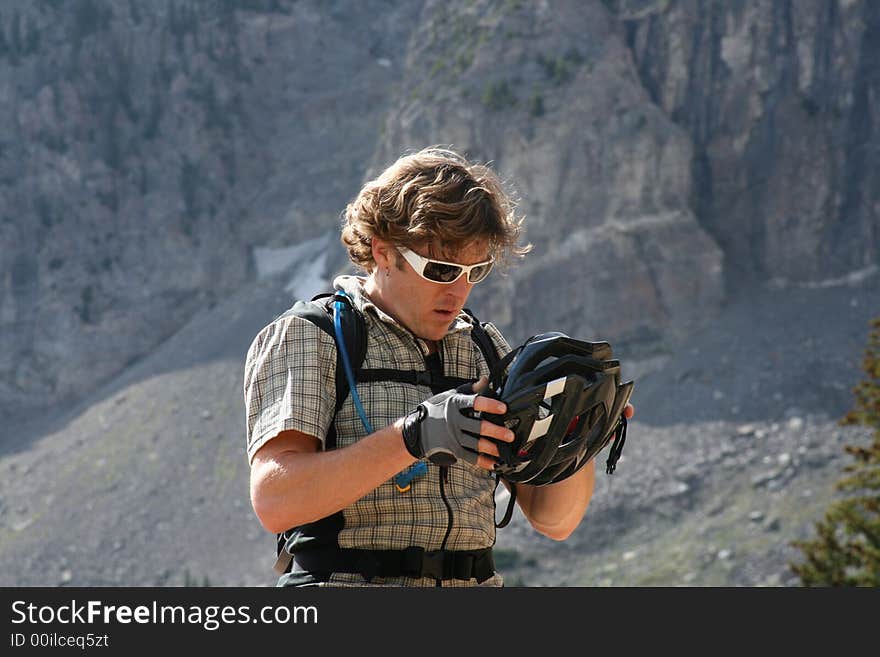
[467, 262, 493, 283]
[423, 261, 464, 283]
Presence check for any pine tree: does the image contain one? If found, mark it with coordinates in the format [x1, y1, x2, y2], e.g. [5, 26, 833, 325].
[789, 318, 880, 586]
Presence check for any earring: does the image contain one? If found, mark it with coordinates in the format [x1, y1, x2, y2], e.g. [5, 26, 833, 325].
[385, 268, 390, 277]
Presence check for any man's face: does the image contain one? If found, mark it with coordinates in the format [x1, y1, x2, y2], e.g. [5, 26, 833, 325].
[373, 240, 492, 343]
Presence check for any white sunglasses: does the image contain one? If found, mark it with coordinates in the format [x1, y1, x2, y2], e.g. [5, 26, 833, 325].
[397, 247, 494, 284]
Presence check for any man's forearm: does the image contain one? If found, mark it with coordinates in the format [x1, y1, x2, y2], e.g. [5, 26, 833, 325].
[511, 460, 595, 541]
[252, 419, 415, 533]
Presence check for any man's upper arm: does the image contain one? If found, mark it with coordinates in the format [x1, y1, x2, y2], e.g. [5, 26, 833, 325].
[243, 314, 337, 464]
[250, 428, 320, 467]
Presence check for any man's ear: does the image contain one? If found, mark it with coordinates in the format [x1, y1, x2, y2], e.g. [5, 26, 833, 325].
[371, 237, 394, 271]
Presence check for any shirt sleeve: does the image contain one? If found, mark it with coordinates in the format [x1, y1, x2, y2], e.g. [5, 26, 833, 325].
[243, 313, 338, 463]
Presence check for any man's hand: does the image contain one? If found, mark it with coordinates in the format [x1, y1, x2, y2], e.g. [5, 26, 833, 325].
[401, 376, 513, 469]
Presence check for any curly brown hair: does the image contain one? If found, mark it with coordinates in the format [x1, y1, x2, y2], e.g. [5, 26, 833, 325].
[341, 146, 531, 272]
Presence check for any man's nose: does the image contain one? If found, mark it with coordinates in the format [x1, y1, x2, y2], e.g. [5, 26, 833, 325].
[448, 273, 473, 298]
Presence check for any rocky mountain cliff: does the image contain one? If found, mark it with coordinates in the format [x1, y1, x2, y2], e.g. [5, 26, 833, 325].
[375, 0, 724, 351]
[0, 0, 877, 587]
[4, 0, 877, 422]
[1, 0, 420, 419]
[616, 0, 879, 288]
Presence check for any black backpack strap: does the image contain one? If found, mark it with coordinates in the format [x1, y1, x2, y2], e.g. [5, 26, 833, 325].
[280, 292, 368, 451]
[351, 307, 503, 396]
[289, 546, 495, 584]
[462, 307, 506, 386]
[462, 307, 522, 530]
[356, 368, 475, 394]
[273, 292, 366, 572]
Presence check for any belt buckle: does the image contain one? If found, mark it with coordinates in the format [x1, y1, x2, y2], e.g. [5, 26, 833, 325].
[401, 546, 425, 578]
[355, 552, 380, 583]
[420, 550, 447, 580]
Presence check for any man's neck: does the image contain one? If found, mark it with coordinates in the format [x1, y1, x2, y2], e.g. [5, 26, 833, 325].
[363, 273, 438, 354]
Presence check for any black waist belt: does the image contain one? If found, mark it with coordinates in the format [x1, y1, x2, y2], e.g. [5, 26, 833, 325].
[291, 546, 496, 584]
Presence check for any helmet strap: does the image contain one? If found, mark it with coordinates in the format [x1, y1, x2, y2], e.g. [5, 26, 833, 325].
[494, 477, 518, 529]
[605, 415, 628, 474]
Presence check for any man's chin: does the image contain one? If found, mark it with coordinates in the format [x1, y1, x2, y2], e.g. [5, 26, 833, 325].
[418, 324, 450, 343]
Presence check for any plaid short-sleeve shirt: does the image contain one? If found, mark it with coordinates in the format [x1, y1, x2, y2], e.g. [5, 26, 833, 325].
[243, 275, 512, 587]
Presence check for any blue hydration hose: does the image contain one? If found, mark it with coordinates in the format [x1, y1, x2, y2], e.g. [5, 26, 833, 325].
[333, 293, 373, 434]
[333, 291, 426, 492]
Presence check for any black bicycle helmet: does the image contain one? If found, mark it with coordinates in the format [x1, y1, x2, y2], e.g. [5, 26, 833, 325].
[484, 332, 634, 486]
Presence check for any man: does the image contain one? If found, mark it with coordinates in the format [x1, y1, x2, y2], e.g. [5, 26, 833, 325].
[244, 147, 634, 586]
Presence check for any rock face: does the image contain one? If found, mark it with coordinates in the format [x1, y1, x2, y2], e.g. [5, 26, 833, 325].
[0, 0, 877, 419]
[0, 0, 420, 418]
[613, 0, 880, 288]
[372, 0, 724, 350]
